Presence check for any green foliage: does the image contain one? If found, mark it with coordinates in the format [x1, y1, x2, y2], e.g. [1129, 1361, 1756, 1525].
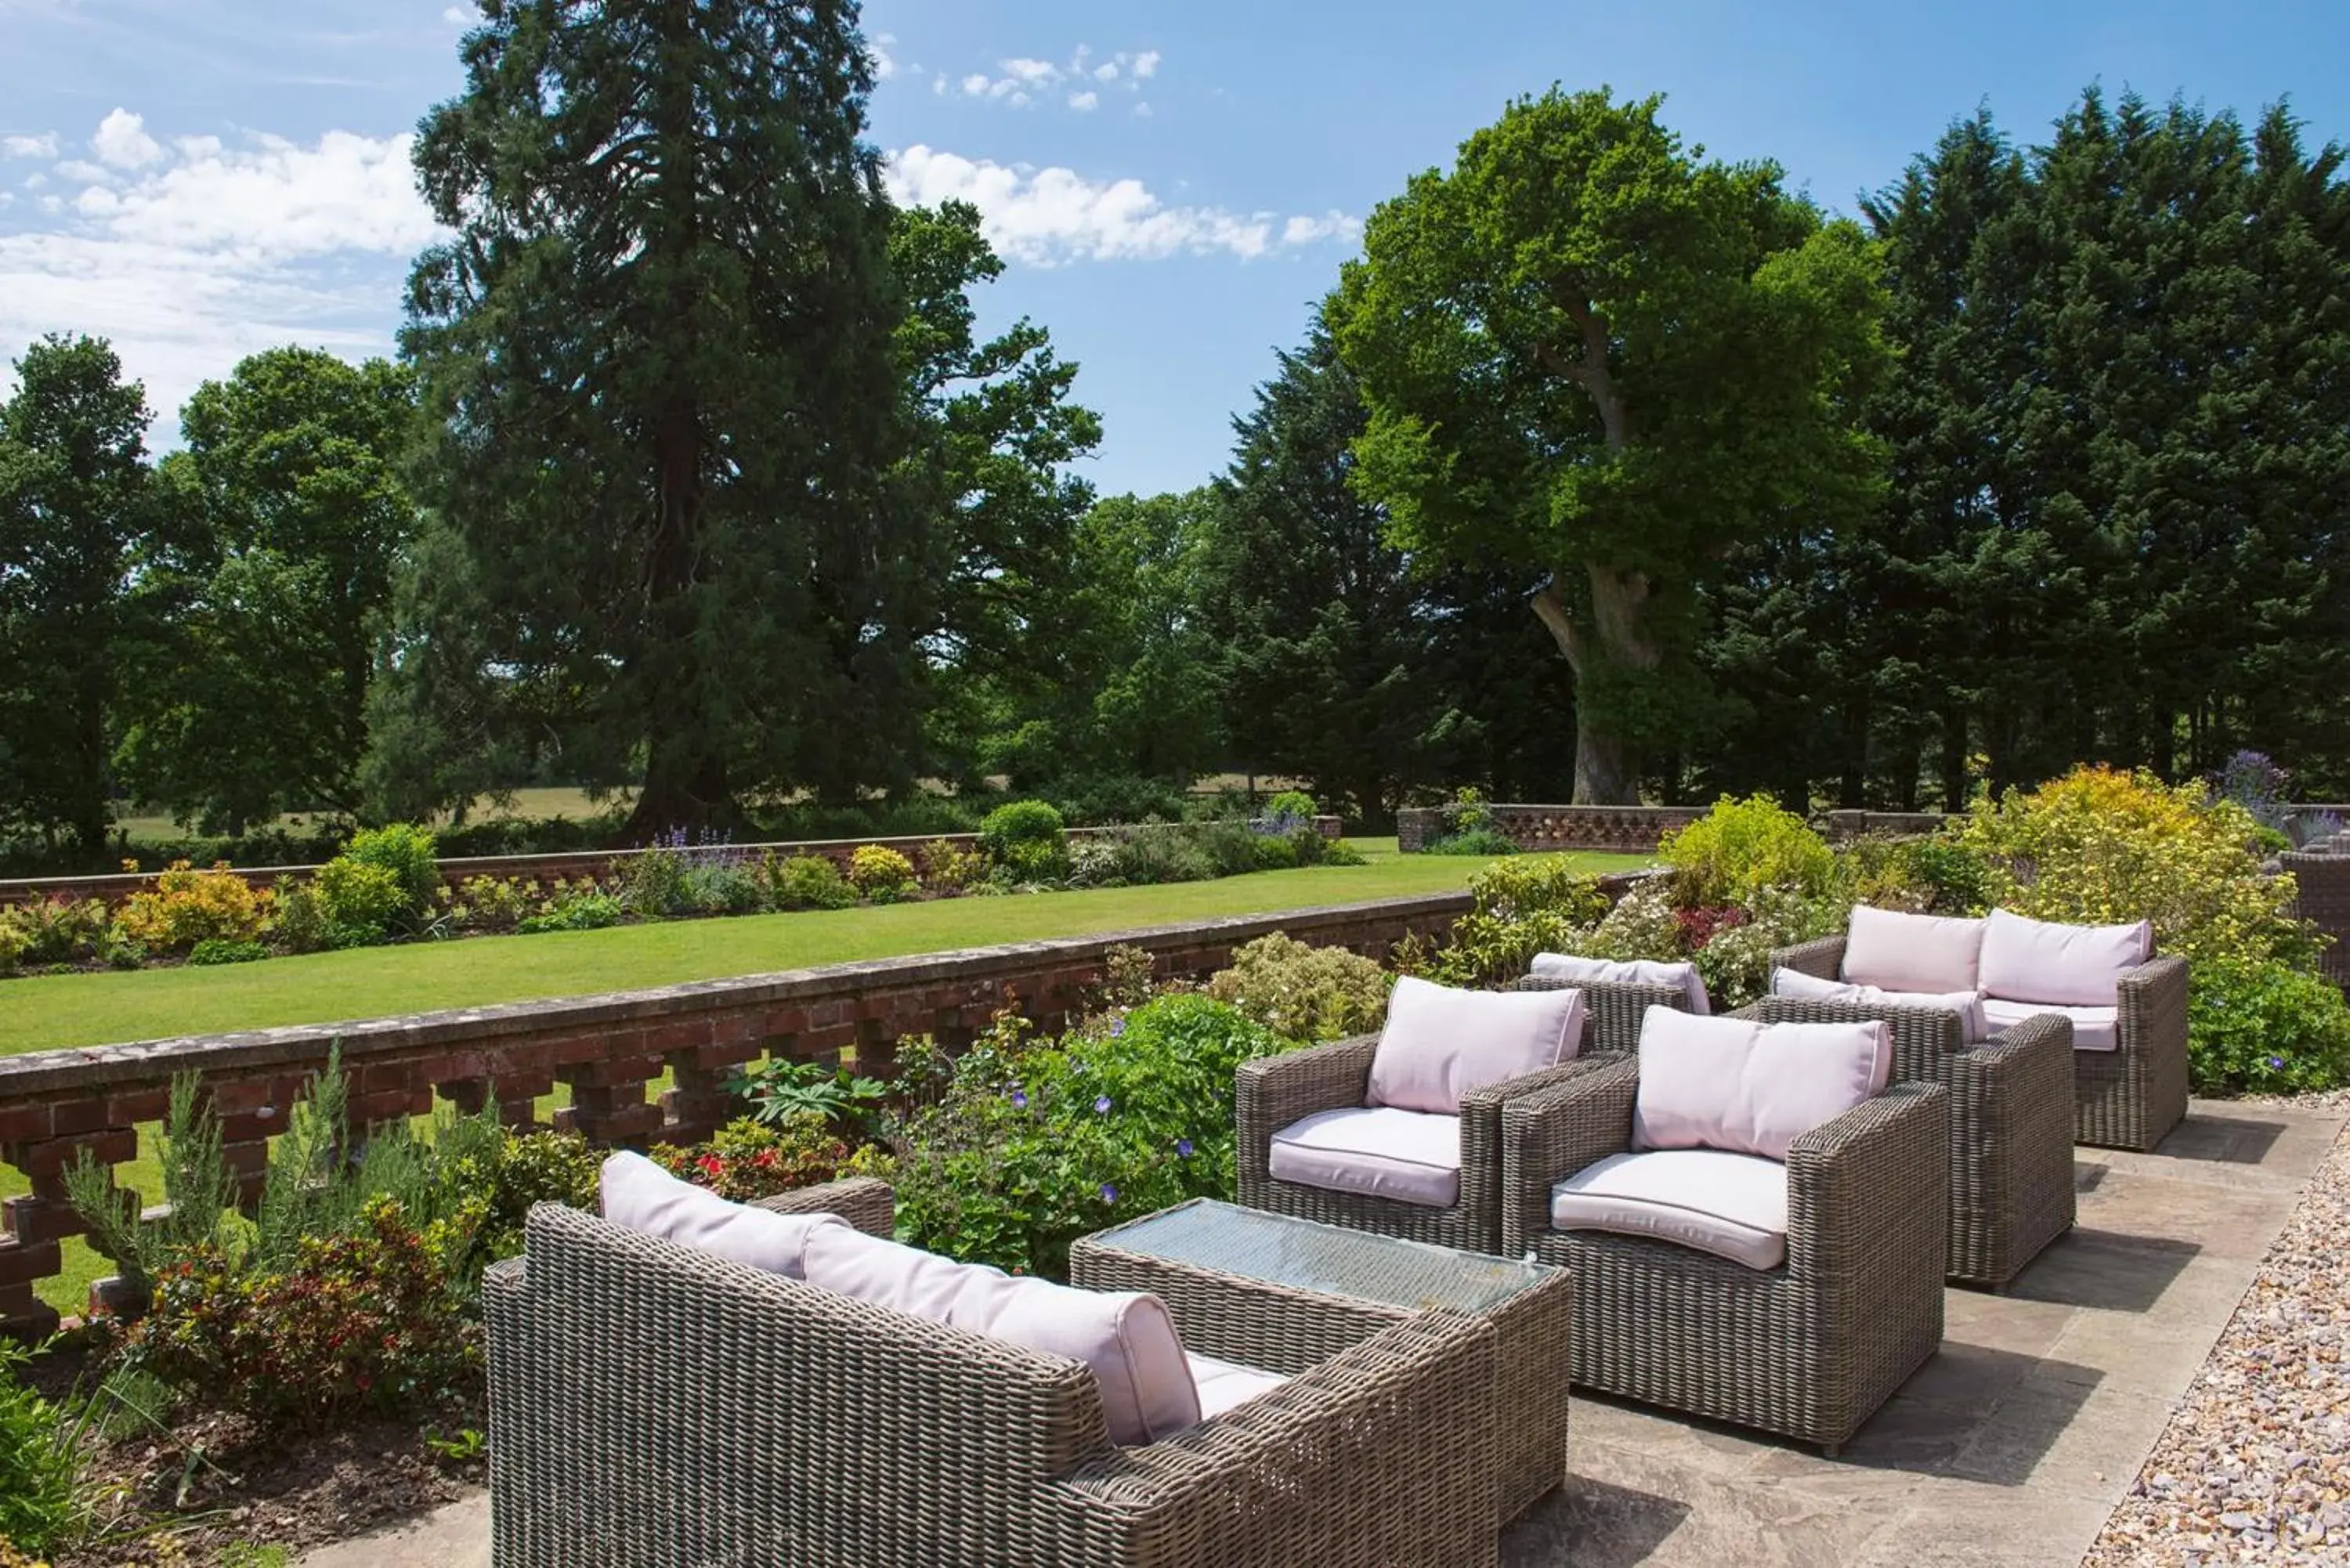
[454, 1129, 602, 1255]
[650, 1115, 882, 1203]
[186, 938, 269, 966]
[340, 823, 441, 925]
[896, 996, 1287, 1277]
[979, 800, 1070, 882]
[0, 1337, 94, 1555]
[515, 878, 622, 933]
[0, 897, 112, 967]
[268, 882, 331, 953]
[917, 838, 986, 893]
[1204, 933, 1393, 1042]
[2188, 958, 2350, 1094]
[1660, 795, 1836, 905]
[454, 874, 530, 930]
[724, 1060, 891, 1139]
[1408, 856, 1611, 985]
[309, 855, 407, 945]
[1832, 835, 1998, 916]
[114, 862, 269, 952]
[763, 854, 857, 912]
[1421, 828, 1520, 858]
[847, 844, 918, 902]
[1684, 886, 1838, 1010]
[1264, 790, 1318, 821]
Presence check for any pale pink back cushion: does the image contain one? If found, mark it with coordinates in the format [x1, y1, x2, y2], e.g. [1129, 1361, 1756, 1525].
[1632, 1006, 1891, 1162]
[600, 1151, 848, 1278]
[1530, 952, 1712, 1015]
[1365, 975, 1585, 1115]
[801, 1225, 1200, 1447]
[1770, 966, 1990, 1042]
[1841, 905, 1989, 994]
[1978, 909, 2153, 1006]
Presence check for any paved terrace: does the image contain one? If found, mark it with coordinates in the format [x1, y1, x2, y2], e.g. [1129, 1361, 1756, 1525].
[302, 1099, 2341, 1568]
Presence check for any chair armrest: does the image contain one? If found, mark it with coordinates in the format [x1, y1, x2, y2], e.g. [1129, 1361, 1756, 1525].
[1498, 1057, 1640, 1255]
[1050, 1309, 1499, 1566]
[1770, 932, 1847, 981]
[1784, 1082, 1947, 1279]
[2117, 954, 2190, 1060]
[1236, 1036, 1379, 1185]
[752, 1175, 894, 1237]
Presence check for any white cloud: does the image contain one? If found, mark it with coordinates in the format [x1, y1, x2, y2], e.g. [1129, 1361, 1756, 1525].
[886, 145, 1357, 267]
[1000, 57, 1059, 85]
[931, 75, 945, 96]
[55, 159, 114, 185]
[871, 31, 896, 79]
[0, 118, 441, 430]
[2, 133, 58, 160]
[1132, 50, 1160, 79]
[1282, 211, 1362, 247]
[441, 4, 470, 23]
[0, 193, 13, 208]
[92, 108, 163, 170]
[1133, 103, 1153, 118]
[1094, 62, 1119, 81]
[960, 73, 992, 96]
[1068, 91, 1097, 113]
[956, 47, 1160, 110]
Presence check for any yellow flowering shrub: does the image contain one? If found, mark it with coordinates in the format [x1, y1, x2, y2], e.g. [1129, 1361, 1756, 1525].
[114, 861, 271, 952]
[1953, 764, 2316, 970]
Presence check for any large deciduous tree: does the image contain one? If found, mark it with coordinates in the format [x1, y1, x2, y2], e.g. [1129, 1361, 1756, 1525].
[1331, 88, 1891, 803]
[0, 334, 153, 853]
[390, 0, 909, 833]
[117, 349, 418, 833]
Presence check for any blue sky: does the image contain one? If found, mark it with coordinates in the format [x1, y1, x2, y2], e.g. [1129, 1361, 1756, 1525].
[2, 0, 2345, 497]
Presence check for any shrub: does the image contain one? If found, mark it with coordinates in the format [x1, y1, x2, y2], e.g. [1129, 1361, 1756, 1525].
[764, 854, 857, 911]
[725, 1059, 891, 1138]
[848, 844, 918, 902]
[1954, 765, 2314, 970]
[616, 839, 690, 916]
[1065, 838, 1128, 887]
[456, 1129, 602, 1255]
[515, 880, 623, 933]
[310, 856, 407, 945]
[1205, 934, 1393, 1042]
[2213, 750, 2291, 833]
[187, 938, 269, 966]
[979, 800, 1069, 883]
[1248, 832, 1301, 871]
[895, 995, 1287, 1277]
[1042, 773, 1190, 827]
[1412, 857, 1612, 985]
[454, 874, 530, 930]
[918, 838, 985, 893]
[0, 1337, 91, 1555]
[1660, 794, 1835, 905]
[1108, 822, 1219, 884]
[1187, 819, 1265, 878]
[339, 823, 441, 926]
[1686, 886, 1839, 1010]
[651, 1115, 881, 1203]
[1422, 827, 1520, 857]
[1264, 789, 1318, 821]
[114, 862, 269, 952]
[0, 895, 112, 968]
[269, 882, 331, 953]
[2188, 957, 2350, 1094]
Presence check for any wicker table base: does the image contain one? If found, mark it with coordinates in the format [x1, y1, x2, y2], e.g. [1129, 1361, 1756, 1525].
[1072, 1198, 1574, 1523]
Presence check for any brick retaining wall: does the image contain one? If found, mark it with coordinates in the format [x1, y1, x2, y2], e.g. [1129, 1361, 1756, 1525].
[1396, 803, 1972, 854]
[0, 885, 1491, 1335]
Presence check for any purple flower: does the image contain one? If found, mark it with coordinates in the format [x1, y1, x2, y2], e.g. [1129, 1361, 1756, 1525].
[1176, 1139, 1195, 1158]
[1094, 1095, 1112, 1115]
[1009, 1086, 1028, 1109]
[1108, 1017, 1126, 1037]
[2268, 1056, 2287, 1070]
[1099, 1183, 1119, 1204]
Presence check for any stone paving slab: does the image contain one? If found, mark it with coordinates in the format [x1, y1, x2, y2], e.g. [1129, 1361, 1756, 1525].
[298, 1100, 2340, 1568]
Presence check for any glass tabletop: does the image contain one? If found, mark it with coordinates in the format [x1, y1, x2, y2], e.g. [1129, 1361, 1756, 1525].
[1084, 1199, 1555, 1314]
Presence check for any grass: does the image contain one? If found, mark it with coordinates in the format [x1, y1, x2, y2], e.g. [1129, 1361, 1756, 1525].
[2, 843, 1647, 1317]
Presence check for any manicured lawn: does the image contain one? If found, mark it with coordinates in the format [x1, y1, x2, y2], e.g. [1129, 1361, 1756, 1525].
[0, 842, 1643, 1317]
[0, 842, 1654, 1057]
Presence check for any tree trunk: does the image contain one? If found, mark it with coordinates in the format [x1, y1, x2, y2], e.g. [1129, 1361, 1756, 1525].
[1531, 565, 1658, 805]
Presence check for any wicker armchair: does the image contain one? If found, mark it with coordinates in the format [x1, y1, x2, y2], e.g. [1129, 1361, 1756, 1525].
[1741, 998, 2076, 1287]
[1499, 1060, 1947, 1454]
[488, 1179, 1505, 1568]
[2283, 851, 2350, 995]
[1235, 986, 1654, 1255]
[1773, 932, 2189, 1153]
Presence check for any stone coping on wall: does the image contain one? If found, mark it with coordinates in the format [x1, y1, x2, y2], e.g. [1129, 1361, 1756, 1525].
[1394, 801, 1977, 854]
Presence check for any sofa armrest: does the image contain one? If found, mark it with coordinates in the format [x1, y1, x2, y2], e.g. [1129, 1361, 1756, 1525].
[1236, 1036, 1379, 1186]
[1051, 1308, 1499, 1567]
[2117, 954, 2190, 1060]
[1498, 1057, 1640, 1255]
[752, 1175, 894, 1237]
[1509, 973, 1691, 1053]
[1771, 933, 1847, 981]
[1784, 1082, 1947, 1280]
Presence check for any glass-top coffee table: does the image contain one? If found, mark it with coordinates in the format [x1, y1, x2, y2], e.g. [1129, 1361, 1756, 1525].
[1072, 1198, 1572, 1522]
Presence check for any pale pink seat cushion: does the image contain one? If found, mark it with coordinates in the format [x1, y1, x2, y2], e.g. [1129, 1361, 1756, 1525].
[1841, 905, 1989, 994]
[1550, 1149, 1790, 1270]
[1980, 997, 2120, 1053]
[600, 1151, 848, 1278]
[1267, 1105, 1463, 1208]
[1531, 952, 1712, 1015]
[1979, 909, 2153, 1006]
[1187, 1353, 1289, 1420]
[801, 1225, 1200, 1446]
[1770, 966, 1990, 1042]
[1631, 1006, 1892, 1162]
[1366, 975, 1585, 1115]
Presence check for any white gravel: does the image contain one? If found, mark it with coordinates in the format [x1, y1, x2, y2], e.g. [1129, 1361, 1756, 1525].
[2084, 1102, 2350, 1566]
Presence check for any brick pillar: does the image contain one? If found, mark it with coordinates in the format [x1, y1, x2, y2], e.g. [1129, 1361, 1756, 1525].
[555, 1053, 665, 1145]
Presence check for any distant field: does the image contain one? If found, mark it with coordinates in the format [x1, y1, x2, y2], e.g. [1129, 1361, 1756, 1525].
[110, 786, 631, 847]
[0, 842, 1647, 1315]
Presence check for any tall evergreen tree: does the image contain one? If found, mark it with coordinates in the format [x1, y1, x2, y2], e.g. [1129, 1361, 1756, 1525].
[390, 0, 909, 833]
[0, 335, 153, 853]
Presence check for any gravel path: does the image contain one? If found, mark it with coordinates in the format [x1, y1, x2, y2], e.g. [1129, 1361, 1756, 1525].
[2084, 1099, 2350, 1566]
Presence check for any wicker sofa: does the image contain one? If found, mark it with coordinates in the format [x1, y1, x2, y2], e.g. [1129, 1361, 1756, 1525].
[1499, 1043, 1948, 1454]
[1773, 910, 2190, 1152]
[2283, 849, 2350, 996]
[1742, 996, 2076, 1287]
[1237, 974, 1677, 1254]
[488, 1177, 1506, 1568]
